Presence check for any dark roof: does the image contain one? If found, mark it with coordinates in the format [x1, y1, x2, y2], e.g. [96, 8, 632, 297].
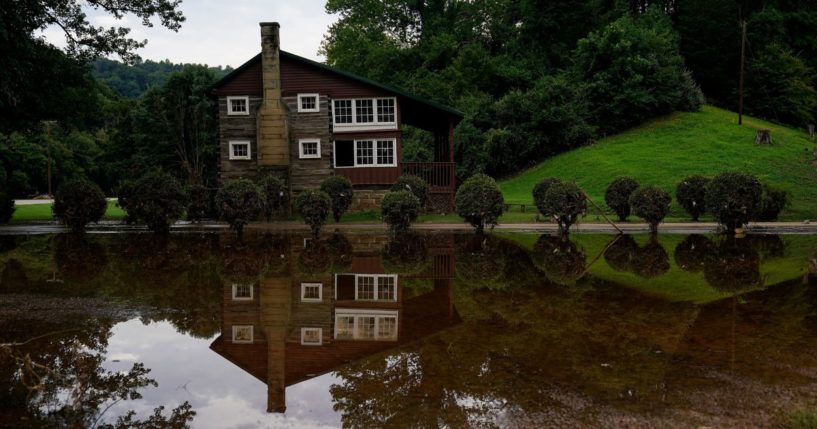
[212, 50, 464, 122]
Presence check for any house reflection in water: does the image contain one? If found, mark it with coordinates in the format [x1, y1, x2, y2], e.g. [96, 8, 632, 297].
[209, 233, 461, 413]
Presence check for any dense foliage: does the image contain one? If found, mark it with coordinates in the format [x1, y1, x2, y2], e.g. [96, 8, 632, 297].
[127, 171, 187, 234]
[754, 183, 788, 222]
[260, 175, 288, 221]
[295, 190, 332, 238]
[52, 179, 107, 232]
[676, 175, 710, 221]
[604, 177, 640, 221]
[320, 176, 354, 222]
[454, 173, 505, 233]
[532, 177, 562, 217]
[215, 179, 264, 235]
[705, 172, 762, 232]
[391, 175, 430, 209]
[0, 193, 14, 224]
[629, 186, 672, 233]
[186, 184, 212, 222]
[93, 58, 230, 98]
[540, 181, 587, 235]
[381, 190, 421, 234]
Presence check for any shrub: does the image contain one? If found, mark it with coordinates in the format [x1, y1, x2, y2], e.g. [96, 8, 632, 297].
[629, 186, 671, 233]
[604, 177, 640, 221]
[128, 171, 187, 234]
[0, 193, 14, 224]
[116, 179, 137, 224]
[320, 176, 354, 223]
[676, 175, 710, 221]
[216, 179, 264, 235]
[532, 177, 562, 217]
[52, 179, 107, 232]
[705, 172, 762, 233]
[541, 181, 587, 235]
[260, 175, 287, 221]
[391, 175, 429, 208]
[381, 190, 421, 234]
[295, 190, 331, 238]
[454, 173, 505, 233]
[754, 183, 788, 221]
[186, 184, 212, 222]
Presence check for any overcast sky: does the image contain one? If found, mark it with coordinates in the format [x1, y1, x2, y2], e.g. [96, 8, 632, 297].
[41, 0, 339, 67]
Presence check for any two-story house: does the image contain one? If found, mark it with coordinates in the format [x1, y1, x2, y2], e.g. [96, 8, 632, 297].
[212, 22, 463, 212]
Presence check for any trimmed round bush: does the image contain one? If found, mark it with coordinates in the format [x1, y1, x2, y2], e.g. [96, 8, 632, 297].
[186, 184, 212, 222]
[52, 179, 107, 232]
[0, 193, 14, 224]
[295, 189, 331, 238]
[381, 190, 421, 234]
[676, 175, 710, 221]
[260, 175, 287, 221]
[216, 179, 264, 235]
[605, 177, 640, 221]
[320, 176, 354, 223]
[391, 175, 430, 209]
[129, 171, 187, 234]
[629, 186, 671, 233]
[705, 172, 762, 233]
[754, 183, 788, 221]
[454, 173, 505, 233]
[532, 177, 562, 217]
[541, 181, 587, 235]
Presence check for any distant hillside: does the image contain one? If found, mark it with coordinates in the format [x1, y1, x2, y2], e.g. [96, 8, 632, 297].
[499, 106, 817, 221]
[93, 58, 232, 98]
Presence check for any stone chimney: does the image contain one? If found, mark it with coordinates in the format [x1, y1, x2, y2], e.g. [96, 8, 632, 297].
[257, 22, 289, 167]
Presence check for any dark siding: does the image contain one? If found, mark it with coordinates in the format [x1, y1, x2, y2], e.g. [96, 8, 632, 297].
[217, 60, 263, 96]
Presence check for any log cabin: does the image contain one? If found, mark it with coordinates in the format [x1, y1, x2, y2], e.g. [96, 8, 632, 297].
[211, 22, 464, 212]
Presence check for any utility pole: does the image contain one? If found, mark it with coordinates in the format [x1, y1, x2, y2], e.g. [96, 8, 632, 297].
[738, 20, 747, 125]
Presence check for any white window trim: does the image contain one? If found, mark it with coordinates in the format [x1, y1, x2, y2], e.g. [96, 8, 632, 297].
[231, 283, 253, 301]
[226, 96, 250, 116]
[228, 141, 252, 161]
[333, 309, 399, 341]
[298, 138, 321, 159]
[297, 93, 320, 113]
[231, 325, 254, 344]
[301, 283, 323, 303]
[300, 327, 323, 346]
[333, 139, 397, 168]
[332, 97, 397, 131]
[353, 274, 398, 301]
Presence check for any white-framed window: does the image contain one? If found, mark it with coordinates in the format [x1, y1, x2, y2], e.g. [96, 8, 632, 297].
[301, 283, 323, 302]
[354, 274, 397, 301]
[231, 283, 253, 301]
[232, 325, 254, 344]
[297, 93, 320, 113]
[334, 139, 396, 168]
[301, 327, 323, 345]
[332, 97, 397, 131]
[299, 139, 321, 159]
[227, 96, 250, 115]
[334, 309, 398, 341]
[229, 141, 251, 160]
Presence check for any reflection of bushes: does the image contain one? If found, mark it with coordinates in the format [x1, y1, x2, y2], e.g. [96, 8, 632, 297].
[220, 233, 290, 281]
[704, 239, 761, 293]
[297, 233, 352, 275]
[745, 235, 786, 259]
[631, 238, 670, 279]
[455, 235, 506, 288]
[326, 233, 353, 273]
[532, 235, 586, 286]
[54, 234, 107, 282]
[604, 235, 638, 272]
[674, 234, 714, 273]
[382, 233, 429, 275]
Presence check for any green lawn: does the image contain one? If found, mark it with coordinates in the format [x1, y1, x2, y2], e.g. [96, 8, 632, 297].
[11, 201, 125, 223]
[499, 106, 817, 221]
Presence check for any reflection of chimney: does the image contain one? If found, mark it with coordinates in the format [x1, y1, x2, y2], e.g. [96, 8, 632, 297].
[261, 276, 291, 413]
[257, 22, 289, 167]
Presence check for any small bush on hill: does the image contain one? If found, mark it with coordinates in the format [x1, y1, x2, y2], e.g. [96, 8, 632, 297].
[260, 175, 287, 221]
[216, 179, 264, 235]
[705, 172, 762, 233]
[605, 177, 640, 221]
[754, 183, 788, 221]
[391, 175, 429, 208]
[455, 173, 505, 233]
[542, 181, 587, 235]
[52, 179, 107, 232]
[129, 171, 187, 234]
[0, 193, 14, 224]
[186, 184, 212, 222]
[629, 186, 672, 233]
[381, 190, 421, 234]
[320, 176, 354, 222]
[532, 177, 562, 217]
[295, 190, 331, 238]
[676, 175, 710, 221]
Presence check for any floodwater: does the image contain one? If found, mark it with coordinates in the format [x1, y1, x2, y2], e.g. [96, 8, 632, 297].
[0, 231, 816, 428]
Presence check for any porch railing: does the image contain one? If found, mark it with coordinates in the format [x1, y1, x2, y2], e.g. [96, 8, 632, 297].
[400, 162, 456, 192]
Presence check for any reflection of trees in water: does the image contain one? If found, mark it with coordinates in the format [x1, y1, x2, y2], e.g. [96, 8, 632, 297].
[704, 238, 762, 293]
[674, 234, 715, 273]
[296, 233, 352, 275]
[603, 235, 669, 279]
[1, 259, 28, 292]
[0, 235, 17, 254]
[455, 235, 507, 289]
[54, 234, 107, 282]
[220, 233, 290, 282]
[745, 234, 786, 259]
[604, 235, 638, 272]
[532, 235, 586, 286]
[382, 233, 429, 276]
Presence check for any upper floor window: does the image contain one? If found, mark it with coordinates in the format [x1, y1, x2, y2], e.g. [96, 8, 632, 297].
[297, 93, 319, 113]
[332, 97, 397, 131]
[227, 96, 249, 115]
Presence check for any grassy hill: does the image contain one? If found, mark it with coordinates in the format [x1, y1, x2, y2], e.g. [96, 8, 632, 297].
[500, 106, 817, 221]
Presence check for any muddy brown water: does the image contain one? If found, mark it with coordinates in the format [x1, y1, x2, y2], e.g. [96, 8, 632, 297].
[0, 231, 816, 428]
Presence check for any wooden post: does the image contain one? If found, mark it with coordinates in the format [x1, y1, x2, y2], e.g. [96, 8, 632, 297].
[755, 129, 772, 145]
[738, 20, 747, 126]
[808, 124, 815, 140]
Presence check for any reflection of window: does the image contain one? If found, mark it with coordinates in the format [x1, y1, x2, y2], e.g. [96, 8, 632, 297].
[232, 325, 254, 344]
[297, 93, 319, 113]
[301, 327, 322, 345]
[358, 317, 375, 339]
[227, 96, 249, 115]
[299, 139, 321, 159]
[232, 283, 253, 300]
[229, 141, 251, 160]
[301, 283, 322, 302]
[334, 139, 396, 168]
[334, 310, 398, 341]
[378, 317, 397, 339]
[336, 316, 355, 339]
[357, 276, 375, 300]
[354, 274, 397, 301]
[378, 276, 395, 300]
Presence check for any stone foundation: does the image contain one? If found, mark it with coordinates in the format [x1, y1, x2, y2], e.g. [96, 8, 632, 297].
[350, 188, 389, 212]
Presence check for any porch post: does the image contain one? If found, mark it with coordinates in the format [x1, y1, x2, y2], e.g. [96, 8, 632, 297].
[448, 118, 455, 210]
